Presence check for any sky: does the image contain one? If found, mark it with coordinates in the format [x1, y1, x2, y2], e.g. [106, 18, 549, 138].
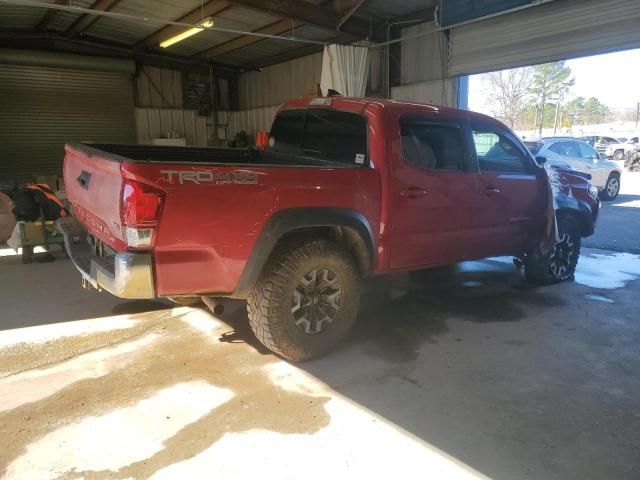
[468, 48, 640, 114]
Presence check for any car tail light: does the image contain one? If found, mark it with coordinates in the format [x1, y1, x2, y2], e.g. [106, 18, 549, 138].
[121, 180, 164, 249]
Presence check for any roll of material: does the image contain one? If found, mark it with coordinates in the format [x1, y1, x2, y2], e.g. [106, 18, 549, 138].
[0, 192, 16, 243]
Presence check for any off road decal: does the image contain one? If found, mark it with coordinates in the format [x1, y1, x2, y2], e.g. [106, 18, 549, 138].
[160, 170, 258, 185]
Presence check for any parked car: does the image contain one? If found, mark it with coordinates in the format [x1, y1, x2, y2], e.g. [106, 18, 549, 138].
[525, 137, 622, 200]
[59, 98, 599, 361]
[579, 135, 633, 160]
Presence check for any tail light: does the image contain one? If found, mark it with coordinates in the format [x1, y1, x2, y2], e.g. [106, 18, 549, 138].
[121, 180, 164, 249]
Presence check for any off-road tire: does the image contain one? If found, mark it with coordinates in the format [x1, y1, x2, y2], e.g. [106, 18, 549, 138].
[247, 239, 360, 362]
[525, 214, 582, 285]
[600, 173, 621, 201]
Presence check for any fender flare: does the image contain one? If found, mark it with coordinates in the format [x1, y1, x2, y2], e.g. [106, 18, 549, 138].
[232, 207, 375, 298]
[555, 196, 596, 238]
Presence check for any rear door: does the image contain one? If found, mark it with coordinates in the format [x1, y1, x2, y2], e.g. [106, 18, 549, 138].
[576, 141, 608, 188]
[469, 119, 543, 257]
[389, 116, 480, 269]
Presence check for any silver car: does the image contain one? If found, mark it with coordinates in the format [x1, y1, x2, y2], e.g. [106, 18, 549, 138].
[525, 137, 622, 200]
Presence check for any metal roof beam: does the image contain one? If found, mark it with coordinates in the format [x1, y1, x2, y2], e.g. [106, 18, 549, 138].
[192, 18, 302, 60]
[229, 0, 370, 38]
[35, 0, 68, 31]
[137, 0, 233, 48]
[65, 0, 122, 37]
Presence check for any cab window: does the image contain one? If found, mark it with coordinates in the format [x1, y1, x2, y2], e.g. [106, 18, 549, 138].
[301, 109, 368, 165]
[400, 121, 467, 171]
[269, 109, 305, 154]
[470, 121, 529, 174]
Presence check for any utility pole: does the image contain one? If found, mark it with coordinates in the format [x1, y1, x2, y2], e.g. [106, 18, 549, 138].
[553, 97, 562, 135]
[538, 93, 546, 137]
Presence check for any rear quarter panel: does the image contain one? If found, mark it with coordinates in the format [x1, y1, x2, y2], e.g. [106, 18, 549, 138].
[121, 162, 381, 296]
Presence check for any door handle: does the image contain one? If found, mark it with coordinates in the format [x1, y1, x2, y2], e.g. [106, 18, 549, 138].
[77, 170, 91, 190]
[483, 186, 501, 195]
[400, 187, 428, 199]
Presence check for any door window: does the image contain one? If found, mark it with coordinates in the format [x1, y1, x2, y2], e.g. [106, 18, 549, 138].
[549, 142, 580, 157]
[471, 122, 529, 174]
[576, 142, 598, 159]
[400, 122, 467, 171]
[301, 109, 368, 165]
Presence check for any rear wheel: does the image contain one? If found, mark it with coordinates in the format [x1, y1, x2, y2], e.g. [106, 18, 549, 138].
[525, 215, 582, 285]
[247, 239, 360, 362]
[600, 173, 620, 201]
[614, 150, 625, 161]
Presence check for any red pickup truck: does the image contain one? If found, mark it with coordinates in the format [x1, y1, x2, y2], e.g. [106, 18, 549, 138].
[59, 97, 599, 361]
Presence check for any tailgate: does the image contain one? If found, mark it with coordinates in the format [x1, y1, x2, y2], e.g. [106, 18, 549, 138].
[64, 144, 126, 250]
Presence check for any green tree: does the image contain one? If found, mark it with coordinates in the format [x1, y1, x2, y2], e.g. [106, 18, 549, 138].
[528, 61, 575, 134]
[582, 97, 610, 124]
[563, 97, 586, 126]
[483, 67, 533, 128]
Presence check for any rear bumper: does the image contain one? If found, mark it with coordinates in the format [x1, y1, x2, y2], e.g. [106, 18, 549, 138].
[57, 217, 155, 299]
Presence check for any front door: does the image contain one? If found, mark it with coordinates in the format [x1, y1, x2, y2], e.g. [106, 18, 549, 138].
[469, 120, 545, 258]
[389, 117, 481, 269]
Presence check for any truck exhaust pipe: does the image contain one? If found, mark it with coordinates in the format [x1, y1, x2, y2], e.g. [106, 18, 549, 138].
[202, 296, 225, 316]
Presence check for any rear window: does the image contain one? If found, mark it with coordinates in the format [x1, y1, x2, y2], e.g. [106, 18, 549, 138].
[269, 109, 305, 154]
[524, 141, 543, 155]
[269, 108, 368, 166]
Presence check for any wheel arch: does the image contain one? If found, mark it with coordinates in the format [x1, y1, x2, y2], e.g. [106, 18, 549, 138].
[232, 207, 375, 298]
[555, 197, 595, 238]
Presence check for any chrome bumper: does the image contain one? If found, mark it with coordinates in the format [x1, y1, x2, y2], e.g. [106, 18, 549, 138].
[57, 217, 155, 299]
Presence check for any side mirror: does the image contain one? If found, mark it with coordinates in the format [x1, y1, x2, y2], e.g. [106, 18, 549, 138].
[535, 156, 547, 165]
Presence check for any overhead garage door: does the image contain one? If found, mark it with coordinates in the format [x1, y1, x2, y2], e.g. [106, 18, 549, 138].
[449, 0, 640, 76]
[0, 50, 135, 183]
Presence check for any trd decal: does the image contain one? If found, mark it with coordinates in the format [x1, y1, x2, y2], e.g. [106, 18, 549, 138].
[160, 170, 258, 185]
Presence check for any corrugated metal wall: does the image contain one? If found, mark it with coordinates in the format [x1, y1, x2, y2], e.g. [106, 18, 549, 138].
[400, 21, 448, 85]
[134, 108, 212, 146]
[238, 52, 323, 109]
[0, 64, 135, 183]
[391, 79, 457, 106]
[135, 65, 183, 109]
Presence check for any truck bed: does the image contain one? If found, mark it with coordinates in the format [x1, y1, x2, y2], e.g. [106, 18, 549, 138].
[76, 143, 351, 168]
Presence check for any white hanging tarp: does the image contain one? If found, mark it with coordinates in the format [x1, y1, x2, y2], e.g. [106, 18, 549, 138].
[320, 44, 370, 97]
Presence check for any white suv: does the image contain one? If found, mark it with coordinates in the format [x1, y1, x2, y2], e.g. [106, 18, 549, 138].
[525, 137, 622, 200]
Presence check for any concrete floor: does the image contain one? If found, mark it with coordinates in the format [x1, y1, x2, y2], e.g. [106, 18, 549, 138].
[1, 175, 640, 480]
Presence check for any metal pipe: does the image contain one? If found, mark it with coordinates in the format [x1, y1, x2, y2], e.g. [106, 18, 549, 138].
[1, 0, 329, 46]
[202, 296, 225, 316]
[385, 19, 423, 98]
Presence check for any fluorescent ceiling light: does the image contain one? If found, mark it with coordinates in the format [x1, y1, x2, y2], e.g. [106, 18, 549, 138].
[159, 18, 214, 48]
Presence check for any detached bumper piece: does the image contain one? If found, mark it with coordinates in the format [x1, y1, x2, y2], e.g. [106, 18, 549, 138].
[56, 217, 155, 299]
